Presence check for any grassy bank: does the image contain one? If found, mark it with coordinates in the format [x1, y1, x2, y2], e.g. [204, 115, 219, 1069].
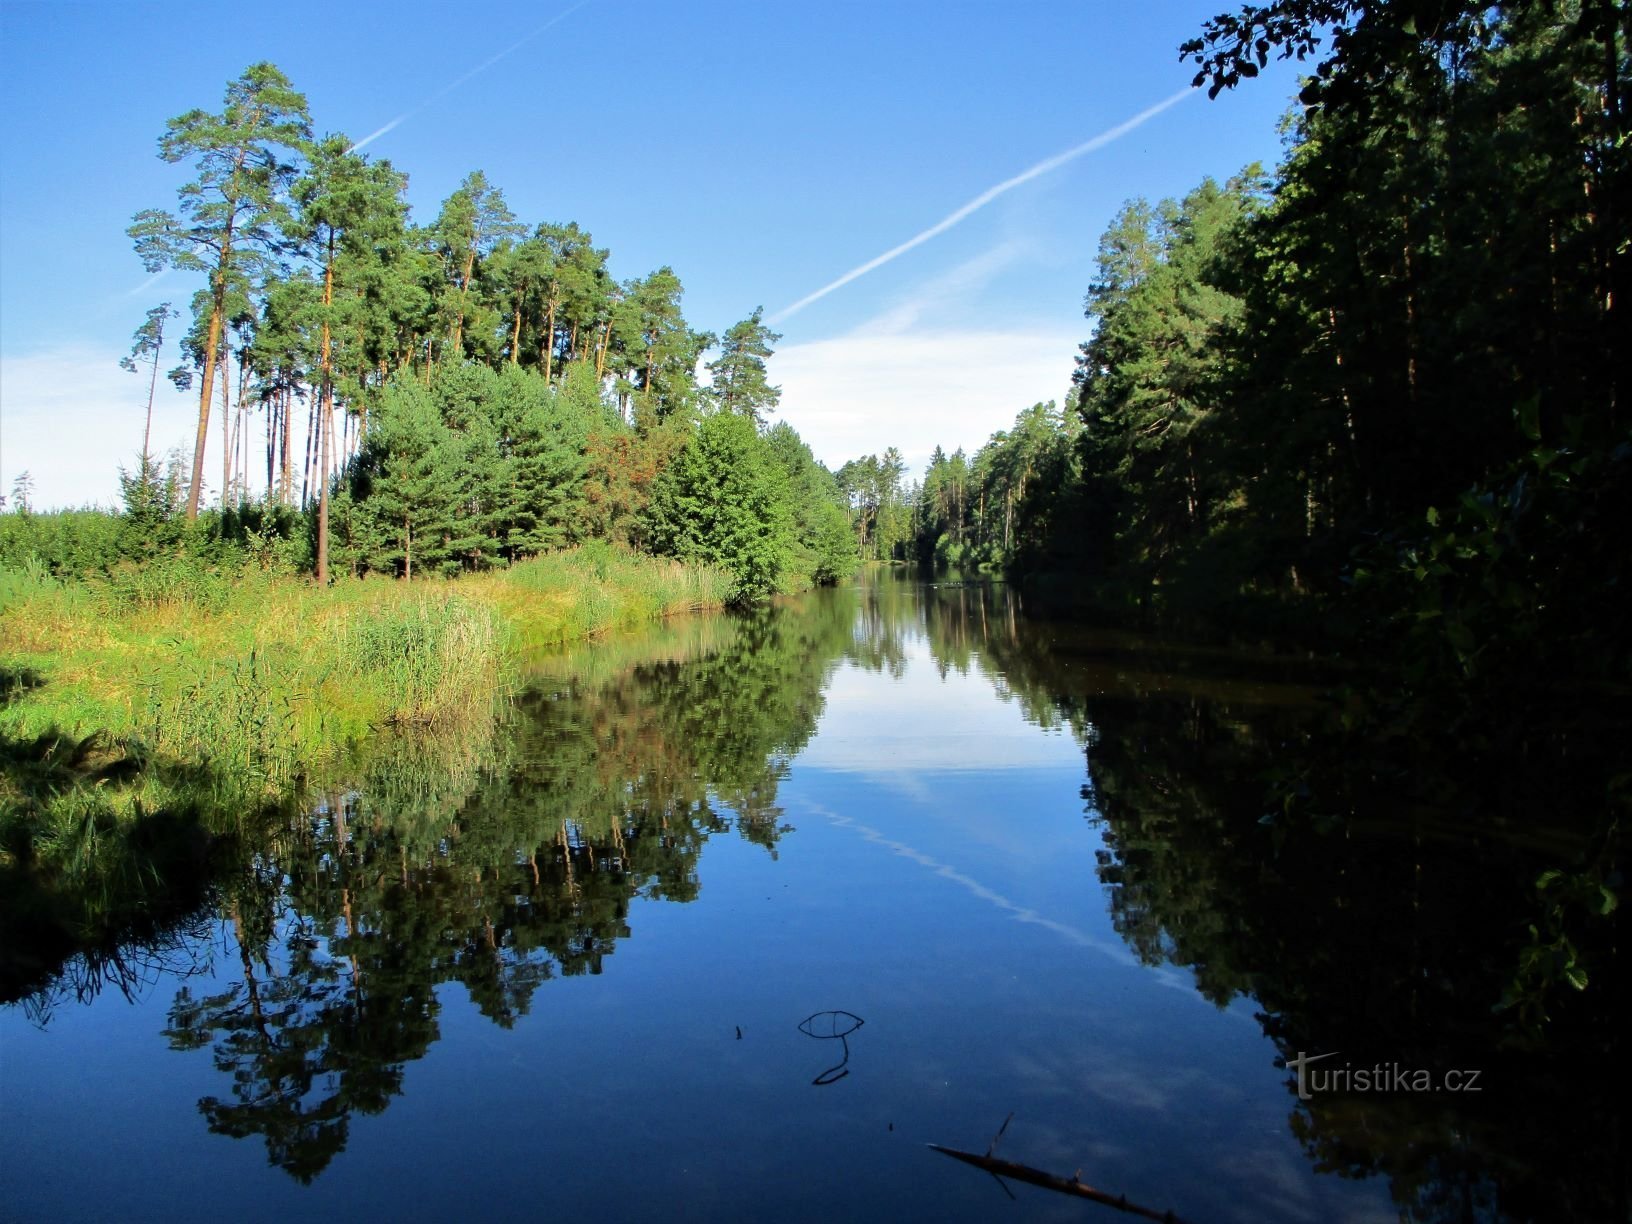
[0, 544, 729, 861]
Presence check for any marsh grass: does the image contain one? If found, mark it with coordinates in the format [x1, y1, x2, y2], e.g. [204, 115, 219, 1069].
[0, 544, 728, 998]
[0, 545, 729, 815]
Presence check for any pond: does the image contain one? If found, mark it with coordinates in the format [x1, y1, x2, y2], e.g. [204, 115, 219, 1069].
[0, 571, 1619, 1221]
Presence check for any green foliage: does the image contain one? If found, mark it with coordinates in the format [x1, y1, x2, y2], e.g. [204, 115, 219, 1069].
[109, 63, 781, 554]
[338, 363, 604, 578]
[0, 507, 126, 577]
[837, 447, 909, 563]
[884, 1, 1629, 1027]
[645, 411, 794, 601]
[334, 593, 499, 724]
[1069, 173, 1266, 611]
[764, 422, 858, 587]
[128, 62, 314, 518]
[707, 307, 781, 424]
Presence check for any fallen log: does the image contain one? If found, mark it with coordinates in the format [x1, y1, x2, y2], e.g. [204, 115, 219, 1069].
[927, 1143, 1195, 1224]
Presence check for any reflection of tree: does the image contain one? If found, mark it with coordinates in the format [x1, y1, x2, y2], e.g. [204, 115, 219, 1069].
[163, 592, 861, 1180]
[924, 590, 1627, 1221]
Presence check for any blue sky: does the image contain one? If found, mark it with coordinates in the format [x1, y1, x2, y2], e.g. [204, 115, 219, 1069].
[0, 1, 1306, 509]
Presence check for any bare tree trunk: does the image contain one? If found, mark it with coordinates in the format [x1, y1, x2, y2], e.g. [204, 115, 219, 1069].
[141, 318, 164, 465]
[265, 391, 274, 501]
[301, 392, 317, 509]
[280, 385, 294, 506]
[451, 247, 476, 353]
[510, 284, 525, 365]
[317, 243, 335, 585]
[219, 342, 233, 508]
[545, 298, 557, 382]
[187, 288, 225, 519]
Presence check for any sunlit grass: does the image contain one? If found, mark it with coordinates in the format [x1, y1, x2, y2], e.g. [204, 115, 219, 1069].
[0, 545, 731, 821]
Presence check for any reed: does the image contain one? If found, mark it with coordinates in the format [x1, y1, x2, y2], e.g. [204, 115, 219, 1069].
[0, 545, 731, 835]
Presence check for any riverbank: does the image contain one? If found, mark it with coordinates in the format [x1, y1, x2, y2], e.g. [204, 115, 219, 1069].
[0, 544, 729, 867]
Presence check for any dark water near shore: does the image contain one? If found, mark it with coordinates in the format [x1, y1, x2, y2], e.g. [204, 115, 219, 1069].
[1, 572, 1623, 1222]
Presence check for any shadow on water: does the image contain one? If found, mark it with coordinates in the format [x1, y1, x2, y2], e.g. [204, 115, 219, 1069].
[897, 573, 1628, 1222]
[4, 571, 1625, 1217]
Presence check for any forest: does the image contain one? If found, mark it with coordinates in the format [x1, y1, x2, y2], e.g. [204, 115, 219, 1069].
[4, 0, 1626, 979]
[3, 3, 1627, 1216]
[828, 0, 1628, 1044]
[857, 1, 1627, 674]
[2, 64, 855, 601]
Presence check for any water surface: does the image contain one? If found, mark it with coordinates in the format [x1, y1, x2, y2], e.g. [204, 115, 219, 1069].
[2, 573, 1617, 1221]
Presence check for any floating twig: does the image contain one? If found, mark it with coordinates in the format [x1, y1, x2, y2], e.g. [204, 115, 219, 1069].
[928, 1142, 1194, 1224]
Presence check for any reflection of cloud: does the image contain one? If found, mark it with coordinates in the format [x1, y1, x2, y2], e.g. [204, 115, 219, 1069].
[0, 344, 197, 509]
[1001, 1045, 1370, 1224]
[1009, 1047, 1206, 1112]
[798, 660, 1081, 775]
[798, 796, 1138, 966]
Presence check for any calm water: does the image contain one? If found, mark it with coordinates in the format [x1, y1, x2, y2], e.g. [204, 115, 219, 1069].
[1, 574, 1620, 1221]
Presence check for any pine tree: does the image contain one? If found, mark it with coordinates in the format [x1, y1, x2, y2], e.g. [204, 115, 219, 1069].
[118, 302, 178, 463]
[288, 134, 412, 582]
[645, 411, 792, 599]
[128, 63, 312, 520]
[707, 308, 782, 424]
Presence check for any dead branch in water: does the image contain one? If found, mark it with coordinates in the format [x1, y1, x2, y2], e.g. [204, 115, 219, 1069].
[927, 1142, 1195, 1224]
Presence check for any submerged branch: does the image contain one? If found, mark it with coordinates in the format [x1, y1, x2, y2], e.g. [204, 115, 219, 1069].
[927, 1142, 1195, 1224]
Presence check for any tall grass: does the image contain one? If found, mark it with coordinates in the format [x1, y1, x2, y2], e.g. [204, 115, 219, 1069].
[0, 545, 730, 826]
[475, 542, 733, 652]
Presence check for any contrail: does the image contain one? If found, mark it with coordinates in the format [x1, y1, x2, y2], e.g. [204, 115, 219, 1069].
[796, 797, 1135, 963]
[348, 0, 595, 154]
[768, 85, 1196, 324]
[125, 268, 170, 297]
[796, 794, 1251, 1013]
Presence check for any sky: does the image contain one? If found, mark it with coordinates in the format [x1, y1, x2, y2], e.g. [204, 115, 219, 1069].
[0, 0, 1307, 509]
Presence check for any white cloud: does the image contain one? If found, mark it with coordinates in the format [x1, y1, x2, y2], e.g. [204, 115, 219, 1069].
[4, 262, 1085, 510]
[866, 238, 1034, 336]
[770, 237, 1084, 475]
[772, 323, 1080, 478]
[0, 344, 200, 510]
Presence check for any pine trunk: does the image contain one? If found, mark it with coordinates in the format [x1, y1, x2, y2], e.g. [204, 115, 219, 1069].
[188, 297, 225, 518]
[316, 241, 335, 585]
[280, 385, 294, 506]
[452, 249, 476, 353]
[141, 321, 162, 464]
[547, 300, 558, 381]
[510, 279, 526, 364]
[219, 344, 232, 507]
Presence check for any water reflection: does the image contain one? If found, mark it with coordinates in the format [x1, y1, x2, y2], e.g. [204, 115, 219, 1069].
[151, 595, 869, 1180]
[899, 576, 1627, 1222]
[3, 571, 1623, 1219]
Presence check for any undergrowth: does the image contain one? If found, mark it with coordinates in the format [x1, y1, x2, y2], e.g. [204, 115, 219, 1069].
[0, 543, 729, 843]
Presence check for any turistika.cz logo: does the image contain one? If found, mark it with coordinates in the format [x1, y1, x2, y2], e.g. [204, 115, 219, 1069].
[1285, 1051, 1484, 1101]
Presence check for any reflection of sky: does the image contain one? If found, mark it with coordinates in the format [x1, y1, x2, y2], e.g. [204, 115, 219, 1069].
[798, 647, 1083, 779]
[784, 629, 1238, 996]
[0, 588, 1396, 1224]
[750, 609, 1388, 1223]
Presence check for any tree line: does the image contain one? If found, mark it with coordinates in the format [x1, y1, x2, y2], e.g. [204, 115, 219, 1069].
[850, 0, 1629, 1078]
[1, 64, 859, 600]
[863, 0, 1627, 666]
